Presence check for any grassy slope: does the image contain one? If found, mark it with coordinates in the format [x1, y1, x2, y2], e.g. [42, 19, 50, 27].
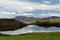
[0, 19, 27, 31]
[35, 19, 60, 27]
[0, 32, 60, 40]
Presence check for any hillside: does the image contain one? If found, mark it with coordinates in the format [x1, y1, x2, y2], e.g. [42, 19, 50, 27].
[0, 16, 60, 31]
[0, 19, 27, 31]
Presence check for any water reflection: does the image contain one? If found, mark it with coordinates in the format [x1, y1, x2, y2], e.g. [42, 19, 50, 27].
[0, 25, 60, 35]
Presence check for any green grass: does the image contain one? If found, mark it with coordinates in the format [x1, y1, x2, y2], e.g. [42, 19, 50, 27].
[0, 32, 60, 40]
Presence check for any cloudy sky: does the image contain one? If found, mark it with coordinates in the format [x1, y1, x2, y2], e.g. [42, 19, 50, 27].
[0, 0, 60, 18]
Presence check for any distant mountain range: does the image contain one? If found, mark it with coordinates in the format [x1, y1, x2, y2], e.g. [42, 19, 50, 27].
[14, 16, 60, 22]
[15, 16, 60, 20]
[14, 16, 40, 23]
[42, 16, 60, 20]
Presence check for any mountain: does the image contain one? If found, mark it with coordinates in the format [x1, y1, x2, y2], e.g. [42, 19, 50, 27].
[42, 16, 60, 20]
[15, 16, 41, 23]
[15, 16, 60, 23]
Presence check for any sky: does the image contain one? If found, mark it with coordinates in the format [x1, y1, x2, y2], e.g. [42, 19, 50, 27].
[0, 0, 60, 18]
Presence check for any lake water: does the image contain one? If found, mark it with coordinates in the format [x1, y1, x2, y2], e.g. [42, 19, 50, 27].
[0, 25, 60, 35]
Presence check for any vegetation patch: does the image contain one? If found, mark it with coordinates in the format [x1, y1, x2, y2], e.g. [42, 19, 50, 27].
[35, 19, 60, 28]
[0, 32, 60, 40]
[0, 19, 27, 31]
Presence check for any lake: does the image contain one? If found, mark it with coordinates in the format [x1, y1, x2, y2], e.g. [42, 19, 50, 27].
[0, 25, 60, 35]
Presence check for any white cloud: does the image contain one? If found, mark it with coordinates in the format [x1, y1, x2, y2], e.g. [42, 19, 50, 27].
[0, 0, 59, 12]
[0, 12, 16, 18]
[0, 12, 59, 18]
[0, 0, 59, 18]
[16, 13, 34, 16]
[0, 12, 16, 15]
[16, 13, 60, 18]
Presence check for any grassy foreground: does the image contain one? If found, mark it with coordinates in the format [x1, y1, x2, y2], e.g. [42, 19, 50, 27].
[0, 32, 60, 40]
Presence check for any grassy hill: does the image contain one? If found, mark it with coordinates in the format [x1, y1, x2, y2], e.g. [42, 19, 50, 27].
[0, 19, 27, 31]
[0, 32, 60, 40]
[35, 19, 60, 28]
